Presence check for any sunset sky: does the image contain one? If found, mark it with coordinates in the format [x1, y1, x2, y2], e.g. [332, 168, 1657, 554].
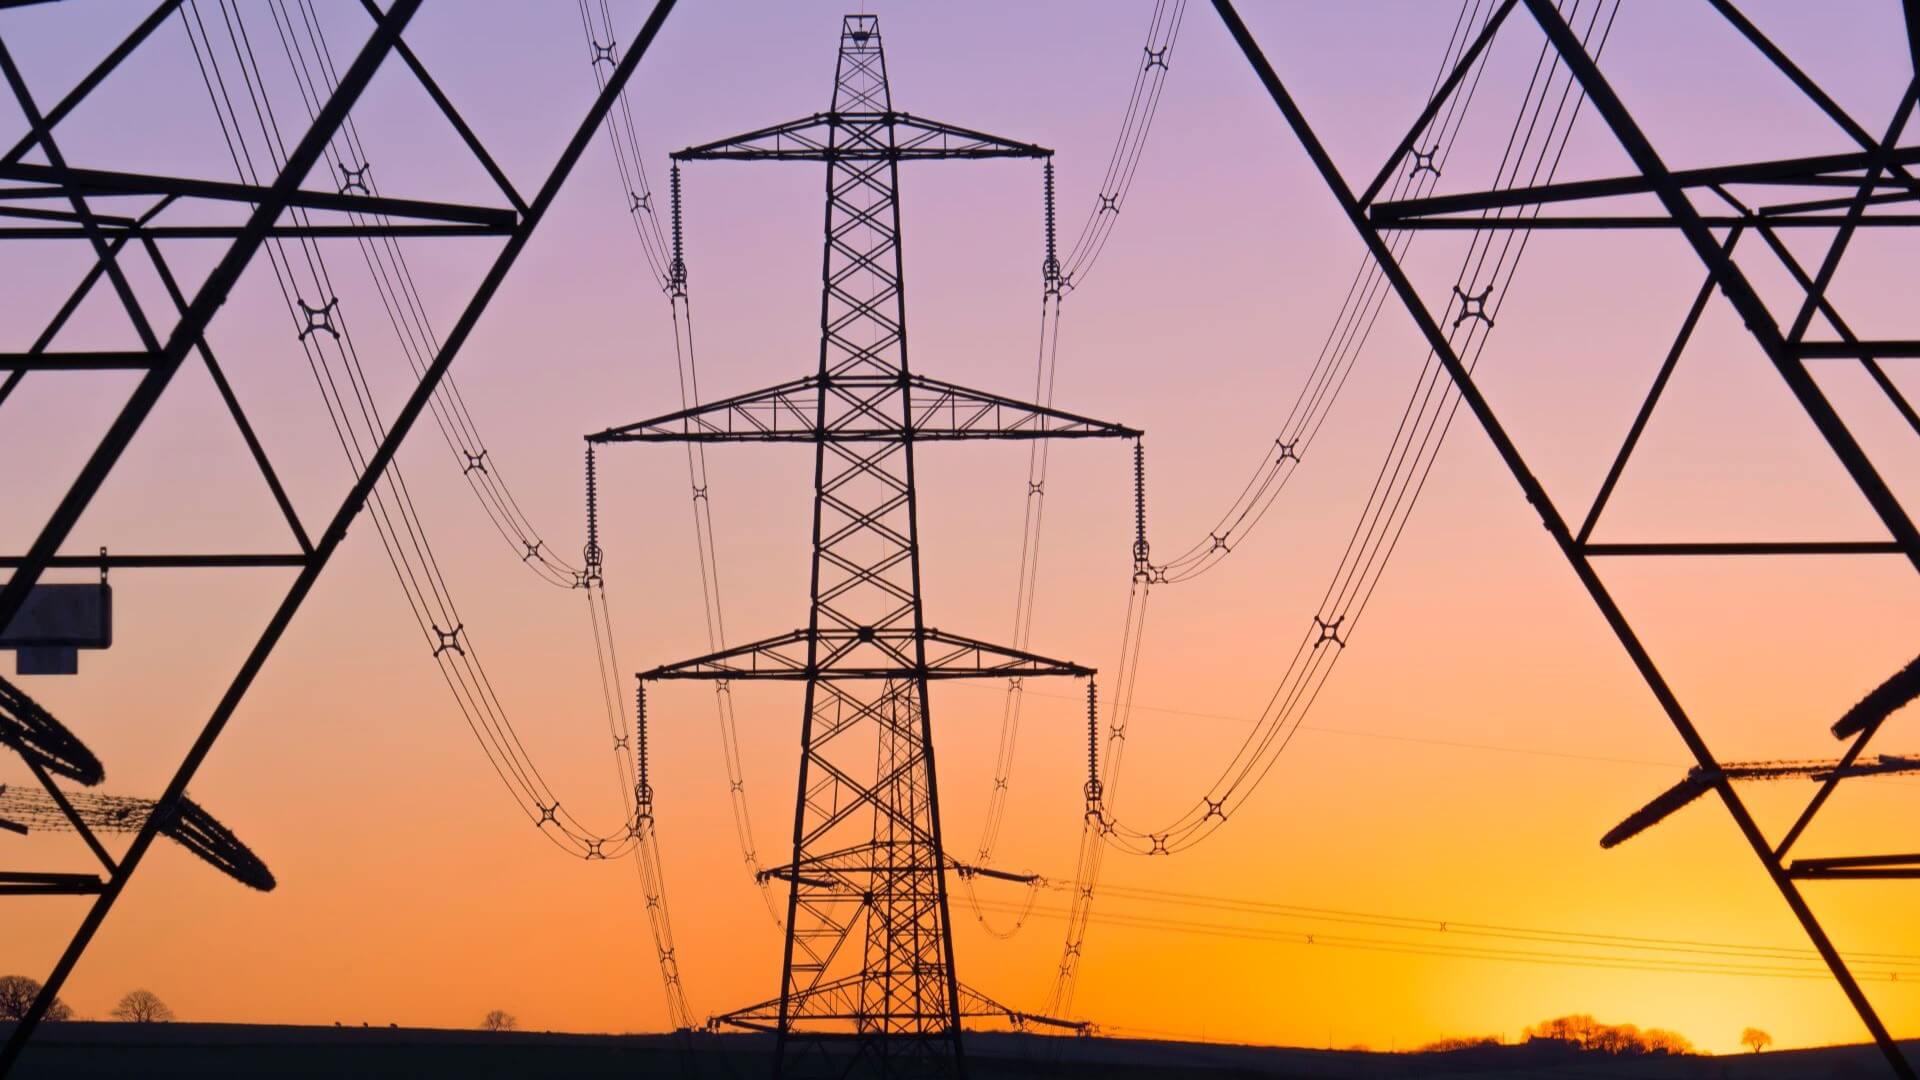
[4, 0, 1919, 1059]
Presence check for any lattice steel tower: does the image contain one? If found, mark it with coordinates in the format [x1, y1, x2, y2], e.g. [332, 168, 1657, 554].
[592, 15, 1135, 1078]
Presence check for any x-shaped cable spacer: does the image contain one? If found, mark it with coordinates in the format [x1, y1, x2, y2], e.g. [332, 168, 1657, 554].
[612, 734, 628, 752]
[463, 449, 489, 475]
[1452, 283, 1494, 328]
[585, 838, 605, 860]
[431, 622, 465, 657]
[537, 801, 558, 825]
[296, 297, 340, 341]
[1275, 438, 1300, 464]
[691, 484, 708, 501]
[1098, 192, 1119, 214]
[338, 161, 371, 194]
[571, 570, 590, 589]
[1313, 614, 1346, 649]
[1210, 533, 1231, 553]
[522, 540, 542, 562]
[630, 189, 651, 214]
[590, 39, 617, 66]
[1144, 45, 1169, 70]
[1204, 798, 1226, 821]
[1149, 834, 1169, 855]
[1408, 145, 1440, 178]
[1028, 480, 1045, 496]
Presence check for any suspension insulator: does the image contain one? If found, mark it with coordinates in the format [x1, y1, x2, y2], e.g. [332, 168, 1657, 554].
[636, 679, 652, 811]
[1084, 679, 1102, 806]
[1131, 439, 1151, 576]
[669, 162, 688, 297]
[584, 443, 603, 580]
[1042, 158, 1061, 295]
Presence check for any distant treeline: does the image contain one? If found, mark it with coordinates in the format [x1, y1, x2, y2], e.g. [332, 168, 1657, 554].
[1419, 1013, 1694, 1056]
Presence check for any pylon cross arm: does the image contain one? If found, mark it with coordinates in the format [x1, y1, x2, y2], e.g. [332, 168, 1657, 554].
[637, 626, 1095, 682]
[0, 160, 518, 230]
[587, 373, 1139, 444]
[672, 111, 1050, 163]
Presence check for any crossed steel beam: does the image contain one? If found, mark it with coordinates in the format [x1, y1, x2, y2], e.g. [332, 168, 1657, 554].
[1215, 1, 1920, 1074]
[0, 1, 679, 1070]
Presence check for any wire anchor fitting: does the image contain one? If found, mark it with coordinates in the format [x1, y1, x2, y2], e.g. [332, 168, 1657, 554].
[296, 297, 340, 341]
[337, 161, 371, 195]
[1452, 283, 1494, 329]
[1408, 145, 1440, 178]
[1312, 614, 1346, 649]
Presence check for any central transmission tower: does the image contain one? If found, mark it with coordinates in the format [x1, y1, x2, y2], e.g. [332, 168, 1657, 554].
[592, 15, 1136, 1077]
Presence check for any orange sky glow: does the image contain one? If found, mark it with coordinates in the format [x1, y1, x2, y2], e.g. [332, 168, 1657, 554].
[4, 1, 1919, 1061]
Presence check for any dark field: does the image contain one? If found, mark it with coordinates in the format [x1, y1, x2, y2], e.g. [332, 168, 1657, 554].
[1, 1023, 1909, 1078]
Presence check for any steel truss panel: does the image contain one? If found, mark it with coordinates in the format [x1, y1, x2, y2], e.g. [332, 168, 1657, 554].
[0, 0, 680, 1069]
[1213, 1, 1920, 1075]
[600, 15, 1126, 1078]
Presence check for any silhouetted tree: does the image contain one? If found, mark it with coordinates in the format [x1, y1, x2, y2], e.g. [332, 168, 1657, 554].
[0, 975, 72, 1022]
[1742, 1027, 1773, 1053]
[481, 1009, 517, 1032]
[1524, 1014, 1691, 1056]
[109, 988, 174, 1023]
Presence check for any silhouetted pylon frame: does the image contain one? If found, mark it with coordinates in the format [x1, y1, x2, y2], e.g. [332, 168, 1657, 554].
[592, 15, 1133, 1078]
[1215, 1, 1919, 1075]
[0, 0, 679, 1070]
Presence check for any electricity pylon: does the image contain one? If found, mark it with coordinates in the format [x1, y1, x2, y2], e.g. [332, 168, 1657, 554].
[1214, 1, 1920, 1076]
[0, 1, 678, 1069]
[592, 15, 1136, 1078]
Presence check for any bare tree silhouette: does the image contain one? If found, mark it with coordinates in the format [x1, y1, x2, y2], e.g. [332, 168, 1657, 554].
[1743, 1027, 1774, 1054]
[1525, 1014, 1692, 1056]
[481, 1009, 517, 1033]
[0, 977, 71, 1022]
[109, 989, 174, 1024]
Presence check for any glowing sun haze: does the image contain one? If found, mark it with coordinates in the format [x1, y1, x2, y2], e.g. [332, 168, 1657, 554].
[3, 0, 1918, 1059]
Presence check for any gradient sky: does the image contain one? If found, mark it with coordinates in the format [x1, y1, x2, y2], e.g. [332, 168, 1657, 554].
[4, 0, 1919, 1058]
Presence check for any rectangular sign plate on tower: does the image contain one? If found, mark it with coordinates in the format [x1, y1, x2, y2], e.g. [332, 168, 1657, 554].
[0, 583, 112, 675]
